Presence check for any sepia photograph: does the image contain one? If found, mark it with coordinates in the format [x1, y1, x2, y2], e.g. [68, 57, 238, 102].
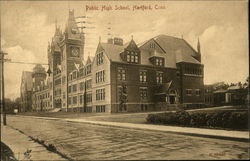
[0, 0, 249, 160]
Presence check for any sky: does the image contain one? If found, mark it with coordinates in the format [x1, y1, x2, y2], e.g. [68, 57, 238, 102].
[0, 0, 248, 100]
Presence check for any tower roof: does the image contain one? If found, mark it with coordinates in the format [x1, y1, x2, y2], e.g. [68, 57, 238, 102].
[33, 64, 46, 74]
[65, 9, 81, 39]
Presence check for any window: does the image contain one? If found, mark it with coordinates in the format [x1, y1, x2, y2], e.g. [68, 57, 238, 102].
[127, 54, 130, 62]
[139, 71, 147, 83]
[140, 88, 148, 100]
[72, 84, 77, 92]
[96, 88, 105, 101]
[80, 82, 85, 91]
[86, 79, 92, 89]
[150, 43, 156, 49]
[141, 104, 148, 111]
[96, 105, 106, 112]
[86, 93, 92, 103]
[86, 64, 91, 74]
[195, 89, 201, 96]
[68, 85, 72, 93]
[186, 89, 192, 96]
[79, 68, 84, 77]
[156, 72, 163, 84]
[55, 78, 61, 85]
[155, 58, 164, 66]
[185, 66, 202, 76]
[96, 70, 105, 83]
[126, 51, 138, 63]
[72, 96, 77, 104]
[118, 68, 126, 81]
[80, 95, 84, 104]
[68, 97, 72, 105]
[62, 76, 66, 84]
[73, 71, 77, 79]
[97, 52, 104, 65]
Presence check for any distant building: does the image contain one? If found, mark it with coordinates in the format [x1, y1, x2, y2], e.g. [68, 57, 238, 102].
[205, 82, 248, 106]
[31, 64, 52, 111]
[20, 71, 33, 112]
[204, 84, 214, 107]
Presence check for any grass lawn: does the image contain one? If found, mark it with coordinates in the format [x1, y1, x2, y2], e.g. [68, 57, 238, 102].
[15, 105, 247, 125]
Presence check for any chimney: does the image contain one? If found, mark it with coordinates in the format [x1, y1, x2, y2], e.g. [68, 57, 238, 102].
[113, 37, 123, 46]
[107, 38, 114, 44]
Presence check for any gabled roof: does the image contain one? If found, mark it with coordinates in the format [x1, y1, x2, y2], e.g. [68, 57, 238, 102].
[153, 35, 198, 56]
[153, 35, 200, 64]
[97, 34, 202, 67]
[99, 43, 124, 62]
[86, 56, 93, 64]
[175, 49, 201, 64]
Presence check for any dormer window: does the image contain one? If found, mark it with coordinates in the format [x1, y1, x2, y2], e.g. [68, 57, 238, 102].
[126, 51, 139, 63]
[155, 58, 164, 66]
[149, 57, 164, 66]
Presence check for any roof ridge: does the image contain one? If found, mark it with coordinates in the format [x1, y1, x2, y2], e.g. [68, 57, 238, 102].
[153, 34, 183, 41]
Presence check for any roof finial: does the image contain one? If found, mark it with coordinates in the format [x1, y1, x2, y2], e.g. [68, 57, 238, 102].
[99, 36, 101, 43]
[131, 35, 133, 40]
[181, 34, 183, 39]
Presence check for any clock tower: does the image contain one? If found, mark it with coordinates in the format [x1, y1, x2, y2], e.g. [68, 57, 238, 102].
[60, 9, 85, 110]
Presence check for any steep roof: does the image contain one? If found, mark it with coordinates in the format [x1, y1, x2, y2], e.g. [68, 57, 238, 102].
[153, 35, 200, 64]
[98, 34, 202, 67]
[99, 43, 124, 62]
[175, 49, 201, 64]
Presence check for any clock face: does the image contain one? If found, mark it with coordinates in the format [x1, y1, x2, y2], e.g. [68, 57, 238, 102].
[71, 47, 80, 57]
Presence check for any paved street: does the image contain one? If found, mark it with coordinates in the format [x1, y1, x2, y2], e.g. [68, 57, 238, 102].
[4, 115, 249, 160]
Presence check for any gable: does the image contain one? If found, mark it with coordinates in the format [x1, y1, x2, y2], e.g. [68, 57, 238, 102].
[124, 40, 140, 52]
[139, 39, 165, 56]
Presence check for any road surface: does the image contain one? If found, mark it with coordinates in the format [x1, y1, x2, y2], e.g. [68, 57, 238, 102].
[3, 115, 249, 160]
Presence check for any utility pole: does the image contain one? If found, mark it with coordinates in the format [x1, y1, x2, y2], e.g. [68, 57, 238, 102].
[0, 51, 10, 126]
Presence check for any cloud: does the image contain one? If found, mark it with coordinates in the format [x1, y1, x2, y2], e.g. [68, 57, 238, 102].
[200, 25, 248, 84]
[3, 45, 36, 99]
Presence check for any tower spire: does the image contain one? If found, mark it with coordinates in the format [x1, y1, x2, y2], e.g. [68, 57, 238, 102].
[197, 37, 200, 54]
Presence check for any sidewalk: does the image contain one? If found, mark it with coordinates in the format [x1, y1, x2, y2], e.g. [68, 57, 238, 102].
[14, 115, 249, 142]
[1, 125, 66, 160]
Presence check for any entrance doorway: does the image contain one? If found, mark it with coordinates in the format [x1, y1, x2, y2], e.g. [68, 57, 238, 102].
[168, 90, 177, 104]
[169, 96, 175, 104]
